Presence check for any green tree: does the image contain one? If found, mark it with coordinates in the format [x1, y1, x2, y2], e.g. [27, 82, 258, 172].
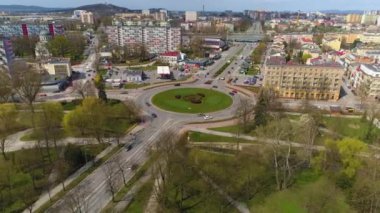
[0, 104, 18, 160]
[301, 53, 312, 64]
[253, 88, 274, 128]
[12, 36, 39, 58]
[337, 138, 368, 178]
[37, 102, 64, 157]
[63, 98, 108, 143]
[47, 35, 70, 57]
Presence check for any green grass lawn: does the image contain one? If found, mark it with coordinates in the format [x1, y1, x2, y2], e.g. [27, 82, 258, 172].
[188, 131, 254, 143]
[209, 125, 257, 137]
[152, 88, 233, 113]
[123, 179, 154, 212]
[321, 116, 380, 143]
[124, 83, 150, 89]
[246, 65, 260, 76]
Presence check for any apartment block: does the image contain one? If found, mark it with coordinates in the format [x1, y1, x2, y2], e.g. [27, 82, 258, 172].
[352, 64, 380, 99]
[0, 36, 14, 70]
[80, 11, 94, 24]
[106, 26, 181, 54]
[185, 11, 198, 22]
[0, 23, 64, 37]
[263, 56, 344, 101]
[346, 14, 362, 24]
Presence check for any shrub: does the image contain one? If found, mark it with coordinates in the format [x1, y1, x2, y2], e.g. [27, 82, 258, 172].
[175, 95, 182, 99]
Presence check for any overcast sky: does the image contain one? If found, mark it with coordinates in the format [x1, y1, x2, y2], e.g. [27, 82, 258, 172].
[1, 0, 380, 11]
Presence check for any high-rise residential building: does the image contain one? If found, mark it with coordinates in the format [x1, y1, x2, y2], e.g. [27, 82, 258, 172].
[263, 56, 344, 101]
[361, 14, 378, 25]
[0, 36, 14, 70]
[142, 9, 150, 16]
[80, 11, 94, 24]
[346, 14, 362, 24]
[185, 11, 198, 22]
[0, 23, 64, 37]
[106, 26, 181, 54]
[72, 10, 87, 19]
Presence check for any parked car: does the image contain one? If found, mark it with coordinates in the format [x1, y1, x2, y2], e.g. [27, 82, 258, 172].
[146, 102, 151, 107]
[151, 113, 157, 118]
[212, 85, 218, 88]
[232, 90, 238, 94]
[229, 92, 235, 96]
[174, 83, 181, 86]
[198, 113, 205, 117]
[219, 77, 225, 80]
[121, 91, 128, 94]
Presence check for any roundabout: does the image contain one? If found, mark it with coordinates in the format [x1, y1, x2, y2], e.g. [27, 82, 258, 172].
[151, 88, 233, 114]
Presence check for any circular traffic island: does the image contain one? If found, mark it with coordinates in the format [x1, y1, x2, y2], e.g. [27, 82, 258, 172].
[152, 88, 233, 113]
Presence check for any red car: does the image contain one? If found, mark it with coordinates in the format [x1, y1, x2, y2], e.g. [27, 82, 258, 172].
[232, 90, 238, 94]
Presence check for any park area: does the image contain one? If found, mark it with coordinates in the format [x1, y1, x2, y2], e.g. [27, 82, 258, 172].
[152, 88, 233, 113]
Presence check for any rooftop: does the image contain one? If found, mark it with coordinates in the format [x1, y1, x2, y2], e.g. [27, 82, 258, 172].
[160, 51, 180, 57]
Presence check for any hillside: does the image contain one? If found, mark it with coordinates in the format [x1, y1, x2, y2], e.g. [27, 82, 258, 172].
[75, 3, 130, 16]
[0, 5, 60, 12]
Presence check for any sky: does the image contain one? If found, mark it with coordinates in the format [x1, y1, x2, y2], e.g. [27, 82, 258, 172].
[1, 0, 380, 11]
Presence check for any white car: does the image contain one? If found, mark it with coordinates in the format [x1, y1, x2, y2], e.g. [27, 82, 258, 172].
[219, 77, 225, 80]
[203, 115, 213, 120]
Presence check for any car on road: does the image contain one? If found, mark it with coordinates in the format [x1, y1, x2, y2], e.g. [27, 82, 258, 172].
[198, 113, 205, 117]
[212, 85, 218, 88]
[219, 77, 225, 80]
[204, 80, 213, 84]
[227, 71, 231, 74]
[345, 107, 355, 113]
[229, 92, 235, 96]
[174, 83, 181, 86]
[203, 115, 213, 120]
[120, 91, 128, 94]
[151, 113, 158, 118]
[145, 102, 151, 107]
[126, 144, 133, 151]
[232, 90, 238, 94]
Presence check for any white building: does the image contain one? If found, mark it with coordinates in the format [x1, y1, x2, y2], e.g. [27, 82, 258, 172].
[159, 51, 180, 65]
[352, 64, 380, 99]
[142, 9, 150, 16]
[0, 37, 14, 70]
[106, 26, 181, 54]
[361, 14, 378, 25]
[73, 10, 86, 19]
[80, 11, 94, 24]
[42, 58, 72, 77]
[185, 11, 198, 22]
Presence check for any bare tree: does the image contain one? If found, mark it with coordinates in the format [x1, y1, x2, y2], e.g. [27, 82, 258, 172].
[11, 60, 42, 129]
[0, 70, 12, 103]
[0, 104, 18, 160]
[114, 154, 128, 186]
[65, 183, 90, 213]
[257, 119, 294, 191]
[102, 161, 118, 202]
[72, 80, 95, 99]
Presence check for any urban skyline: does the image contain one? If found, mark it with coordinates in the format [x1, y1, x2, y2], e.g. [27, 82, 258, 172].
[2, 0, 380, 12]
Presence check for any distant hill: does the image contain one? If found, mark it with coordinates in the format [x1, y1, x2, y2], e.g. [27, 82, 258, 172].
[74, 4, 130, 16]
[0, 5, 61, 12]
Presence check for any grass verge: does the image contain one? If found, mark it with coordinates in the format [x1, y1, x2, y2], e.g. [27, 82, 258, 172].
[102, 158, 153, 212]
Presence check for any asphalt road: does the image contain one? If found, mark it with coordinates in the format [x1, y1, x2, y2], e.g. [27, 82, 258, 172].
[43, 43, 250, 213]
